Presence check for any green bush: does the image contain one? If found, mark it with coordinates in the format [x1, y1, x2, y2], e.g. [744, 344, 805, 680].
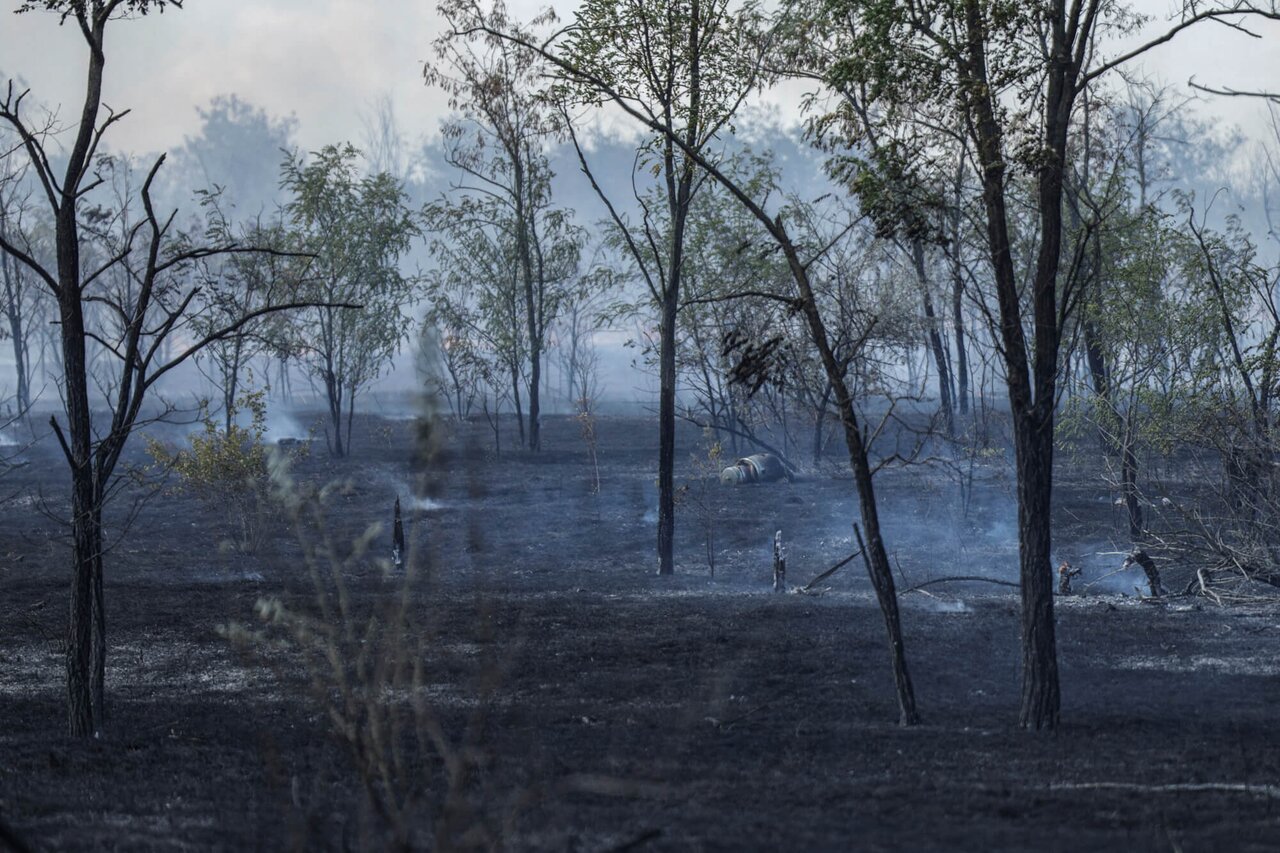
[147, 388, 290, 552]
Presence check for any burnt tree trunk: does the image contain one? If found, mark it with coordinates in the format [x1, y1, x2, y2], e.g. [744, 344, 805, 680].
[1122, 438, 1142, 539]
[513, 158, 542, 453]
[1126, 548, 1164, 597]
[773, 530, 786, 592]
[779, 241, 920, 726]
[1013, 418, 1060, 729]
[655, 114, 695, 574]
[0, 247, 31, 412]
[325, 369, 345, 458]
[392, 497, 405, 569]
[656, 280, 679, 575]
[55, 96, 101, 736]
[949, 160, 970, 417]
[813, 380, 833, 467]
[960, 0, 1088, 730]
[912, 241, 955, 436]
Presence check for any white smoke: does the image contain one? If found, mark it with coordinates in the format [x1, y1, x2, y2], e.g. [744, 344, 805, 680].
[264, 411, 309, 443]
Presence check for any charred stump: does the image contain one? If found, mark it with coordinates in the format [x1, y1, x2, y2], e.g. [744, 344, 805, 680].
[773, 530, 786, 592]
[392, 497, 405, 570]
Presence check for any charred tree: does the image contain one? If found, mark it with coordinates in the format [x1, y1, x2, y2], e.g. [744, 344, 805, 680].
[773, 530, 786, 592]
[392, 497, 406, 570]
[0, 1, 342, 735]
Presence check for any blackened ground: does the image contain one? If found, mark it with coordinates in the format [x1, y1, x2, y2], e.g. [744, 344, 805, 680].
[1, 412, 1279, 851]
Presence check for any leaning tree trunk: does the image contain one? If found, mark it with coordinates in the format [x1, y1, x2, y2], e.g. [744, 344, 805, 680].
[782, 241, 920, 725]
[850, 471, 919, 727]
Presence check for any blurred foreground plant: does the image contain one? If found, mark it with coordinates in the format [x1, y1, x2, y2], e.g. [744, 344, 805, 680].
[220, 411, 511, 850]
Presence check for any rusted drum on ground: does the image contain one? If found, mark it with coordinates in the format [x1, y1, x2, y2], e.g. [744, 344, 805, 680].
[720, 453, 787, 485]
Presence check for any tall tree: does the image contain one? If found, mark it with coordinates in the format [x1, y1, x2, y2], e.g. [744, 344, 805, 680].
[169, 94, 298, 215]
[423, 190, 584, 440]
[810, 0, 1280, 728]
[191, 196, 307, 433]
[0, 0, 331, 736]
[552, 0, 761, 574]
[428, 0, 568, 452]
[476, 14, 923, 724]
[0, 142, 45, 412]
[281, 144, 419, 458]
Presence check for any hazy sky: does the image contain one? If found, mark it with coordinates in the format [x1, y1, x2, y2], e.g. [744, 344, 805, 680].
[0, 1, 1278, 158]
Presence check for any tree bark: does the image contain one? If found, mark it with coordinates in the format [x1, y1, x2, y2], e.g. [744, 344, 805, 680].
[812, 381, 833, 467]
[911, 241, 954, 436]
[90, 506, 106, 727]
[1, 249, 31, 412]
[949, 160, 969, 417]
[656, 281, 679, 575]
[1013, 418, 1060, 730]
[325, 372, 345, 457]
[513, 158, 542, 452]
[1121, 433, 1143, 539]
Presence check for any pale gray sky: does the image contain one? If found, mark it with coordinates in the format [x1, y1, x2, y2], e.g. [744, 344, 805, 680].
[0, 1, 1277, 158]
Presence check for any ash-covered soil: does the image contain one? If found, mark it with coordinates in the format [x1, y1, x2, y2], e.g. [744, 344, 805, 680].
[1, 413, 1279, 851]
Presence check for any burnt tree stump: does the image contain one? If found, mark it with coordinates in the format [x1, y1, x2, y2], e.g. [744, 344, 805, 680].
[773, 530, 786, 592]
[392, 497, 405, 570]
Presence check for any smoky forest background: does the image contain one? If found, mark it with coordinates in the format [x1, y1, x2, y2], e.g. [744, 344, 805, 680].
[3, 0, 1280, 850]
